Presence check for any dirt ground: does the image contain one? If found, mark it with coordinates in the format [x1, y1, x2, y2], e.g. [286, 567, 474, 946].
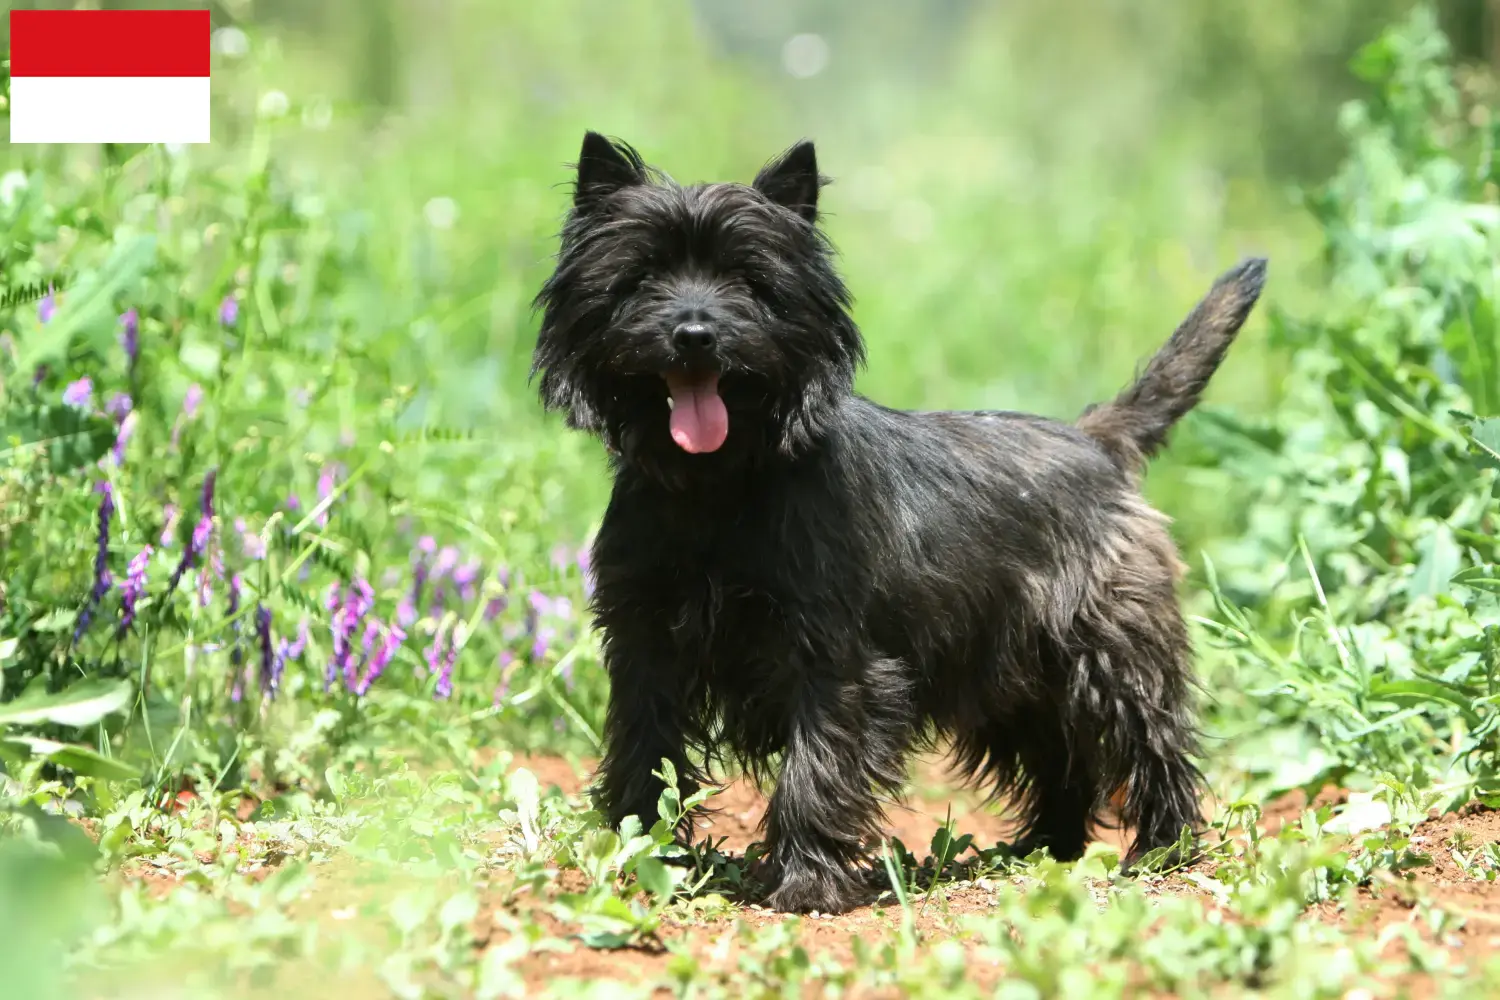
[108, 751, 1500, 997]
[498, 754, 1500, 996]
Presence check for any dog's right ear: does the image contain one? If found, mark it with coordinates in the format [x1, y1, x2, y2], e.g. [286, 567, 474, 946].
[574, 131, 646, 211]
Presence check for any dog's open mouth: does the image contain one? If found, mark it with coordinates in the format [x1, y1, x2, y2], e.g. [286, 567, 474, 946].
[664, 372, 728, 454]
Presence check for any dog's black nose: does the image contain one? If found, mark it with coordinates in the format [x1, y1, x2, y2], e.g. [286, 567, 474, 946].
[672, 322, 717, 353]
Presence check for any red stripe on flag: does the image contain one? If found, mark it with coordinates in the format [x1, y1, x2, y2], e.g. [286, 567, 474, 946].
[10, 10, 210, 78]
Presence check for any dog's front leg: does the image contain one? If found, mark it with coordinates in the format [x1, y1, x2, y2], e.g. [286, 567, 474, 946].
[590, 629, 699, 838]
[762, 672, 881, 914]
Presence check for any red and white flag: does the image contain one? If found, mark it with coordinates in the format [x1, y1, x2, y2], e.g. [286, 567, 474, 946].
[9, 10, 211, 145]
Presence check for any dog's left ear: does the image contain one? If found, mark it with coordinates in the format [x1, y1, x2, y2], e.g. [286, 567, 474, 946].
[574, 131, 646, 211]
[754, 141, 824, 223]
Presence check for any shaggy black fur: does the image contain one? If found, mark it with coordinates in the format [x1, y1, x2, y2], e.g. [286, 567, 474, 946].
[531, 131, 1267, 914]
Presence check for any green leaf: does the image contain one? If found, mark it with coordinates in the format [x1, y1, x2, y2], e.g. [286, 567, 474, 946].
[1444, 297, 1499, 415]
[27, 609, 75, 634]
[578, 931, 634, 950]
[1370, 679, 1483, 729]
[12, 234, 157, 375]
[387, 890, 434, 937]
[178, 339, 222, 379]
[1458, 414, 1500, 472]
[1409, 524, 1462, 599]
[1452, 565, 1500, 594]
[476, 938, 528, 1000]
[437, 890, 479, 936]
[0, 678, 132, 728]
[634, 856, 674, 902]
[2, 737, 140, 780]
[0, 404, 115, 473]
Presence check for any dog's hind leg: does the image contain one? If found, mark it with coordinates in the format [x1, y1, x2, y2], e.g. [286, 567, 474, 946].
[956, 702, 1099, 863]
[1066, 526, 1204, 868]
[1101, 638, 1203, 868]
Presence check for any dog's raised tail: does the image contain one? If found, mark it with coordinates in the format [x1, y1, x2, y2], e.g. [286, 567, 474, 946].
[1077, 257, 1267, 473]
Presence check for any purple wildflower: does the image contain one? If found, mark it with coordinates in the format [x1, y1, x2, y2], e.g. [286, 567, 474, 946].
[400, 539, 436, 627]
[62, 377, 92, 409]
[482, 592, 508, 622]
[235, 517, 267, 560]
[255, 605, 274, 694]
[267, 619, 308, 699]
[159, 504, 181, 547]
[315, 465, 339, 528]
[118, 545, 152, 636]
[111, 411, 138, 467]
[287, 620, 308, 659]
[453, 558, 481, 601]
[119, 309, 139, 369]
[361, 617, 381, 656]
[228, 574, 245, 702]
[434, 637, 458, 700]
[73, 482, 115, 644]
[532, 625, 556, 664]
[183, 384, 204, 419]
[355, 622, 405, 696]
[172, 384, 204, 449]
[219, 295, 239, 327]
[326, 577, 374, 691]
[166, 468, 216, 594]
[197, 538, 222, 607]
[549, 544, 570, 573]
[434, 546, 459, 579]
[38, 288, 56, 324]
[397, 593, 418, 628]
[105, 393, 132, 421]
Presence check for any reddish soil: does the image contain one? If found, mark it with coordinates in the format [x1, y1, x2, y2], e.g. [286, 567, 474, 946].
[498, 754, 1500, 996]
[106, 749, 1500, 996]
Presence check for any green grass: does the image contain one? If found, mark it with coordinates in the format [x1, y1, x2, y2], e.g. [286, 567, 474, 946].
[3, 2, 1500, 998]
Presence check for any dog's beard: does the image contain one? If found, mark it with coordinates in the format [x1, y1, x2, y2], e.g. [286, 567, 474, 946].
[664, 372, 729, 453]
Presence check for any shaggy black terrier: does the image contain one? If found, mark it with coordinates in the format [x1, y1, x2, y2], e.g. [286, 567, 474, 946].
[531, 132, 1266, 914]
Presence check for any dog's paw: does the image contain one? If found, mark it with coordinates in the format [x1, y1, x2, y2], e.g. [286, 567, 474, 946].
[764, 866, 862, 914]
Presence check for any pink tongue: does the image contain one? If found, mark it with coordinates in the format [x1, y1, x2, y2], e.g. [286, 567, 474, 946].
[665, 373, 729, 453]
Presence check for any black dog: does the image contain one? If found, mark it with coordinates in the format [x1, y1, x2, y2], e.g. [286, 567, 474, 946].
[532, 132, 1266, 914]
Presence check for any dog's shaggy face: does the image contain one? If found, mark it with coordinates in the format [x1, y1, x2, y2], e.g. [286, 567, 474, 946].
[532, 133, 863, 481]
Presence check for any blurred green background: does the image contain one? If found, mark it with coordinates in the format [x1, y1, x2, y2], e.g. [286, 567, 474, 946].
[241, 0, 1495, 545]
[7, 0, 1499, 548]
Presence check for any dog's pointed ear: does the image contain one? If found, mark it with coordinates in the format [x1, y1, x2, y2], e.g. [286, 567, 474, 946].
[574, 131, 646, 211]
[754, 140, 824, 222]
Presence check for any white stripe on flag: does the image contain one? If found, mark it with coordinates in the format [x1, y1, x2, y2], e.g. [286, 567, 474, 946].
[9, 77, 210, 144]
